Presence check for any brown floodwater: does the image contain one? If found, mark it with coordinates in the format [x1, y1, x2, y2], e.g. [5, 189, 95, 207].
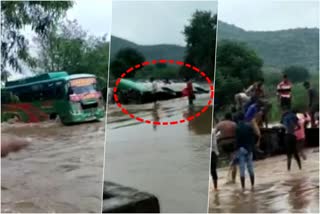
[104, 94, 213, 213]
[1, 120, 105, 213]
[208, 148, 319, 213]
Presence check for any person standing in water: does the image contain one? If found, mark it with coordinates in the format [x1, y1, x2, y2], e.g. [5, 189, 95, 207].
[185, 77, 195, 106]
[215, 113, 237, 183]
[281, 107, 302, 171]
[150, 77, 158, 104]
[303, 81, 319, 128]
[235, 112, 255, 190]
[244, 100, 264, 153]
[211, 129, 219, 191]
[295, 111, 310, 160]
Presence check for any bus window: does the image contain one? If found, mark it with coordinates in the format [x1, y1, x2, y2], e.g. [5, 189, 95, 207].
[42, 82, 56, 100]
[19, 86, 34, 102]
[55, 81, 66, 99]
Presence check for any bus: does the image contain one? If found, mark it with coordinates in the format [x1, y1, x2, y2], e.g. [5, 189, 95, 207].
[1, 72, 105, 125]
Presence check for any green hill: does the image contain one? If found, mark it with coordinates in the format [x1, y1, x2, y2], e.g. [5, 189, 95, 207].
[218, 21, 319, 72]
[110, 36, 185, 62]
[111, 23, 319, 72]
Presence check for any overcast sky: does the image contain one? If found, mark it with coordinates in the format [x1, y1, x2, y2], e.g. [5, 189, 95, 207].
[218, 0, 319, 31]
[67, 0, 112, 38]
[112, 1, 218, 46]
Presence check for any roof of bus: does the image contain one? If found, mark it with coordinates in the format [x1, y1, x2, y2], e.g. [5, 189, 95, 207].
[4, 72, 96, 90]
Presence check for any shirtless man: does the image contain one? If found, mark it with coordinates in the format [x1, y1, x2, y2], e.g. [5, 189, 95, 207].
[215, 113, 237, 182]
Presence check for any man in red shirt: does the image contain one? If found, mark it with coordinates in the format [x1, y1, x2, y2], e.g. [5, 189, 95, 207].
[277, 74, 292, 110]
[185, 77, 195, 105]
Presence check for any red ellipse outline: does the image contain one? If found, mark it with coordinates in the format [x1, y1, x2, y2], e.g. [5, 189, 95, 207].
[113, 60, 215, 126]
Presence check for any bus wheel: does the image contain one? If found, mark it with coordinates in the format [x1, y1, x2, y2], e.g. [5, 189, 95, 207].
[59, 116, 70, 126]
[49, 113, 58, 120]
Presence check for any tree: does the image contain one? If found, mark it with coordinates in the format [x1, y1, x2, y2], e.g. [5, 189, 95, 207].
[1, 1, 73, 81]
[35, 20, 87, 72]
[35, 20, 109, 93]
[110, 48, 145, 78]
[180, 10, 217, 79]
[215, 40, 263, 106]
[283, 66, 310, 83]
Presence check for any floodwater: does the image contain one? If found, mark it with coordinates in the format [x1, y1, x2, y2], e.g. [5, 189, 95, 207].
[208, 148, 319, 213]
[104, 94, 213, 213]
[1, 120, 105, 213]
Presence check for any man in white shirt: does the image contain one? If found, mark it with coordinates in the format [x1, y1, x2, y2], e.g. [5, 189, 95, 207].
[150, 77, 158, 104]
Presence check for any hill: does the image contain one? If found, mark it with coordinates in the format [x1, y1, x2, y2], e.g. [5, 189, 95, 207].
[218, 21, 319, 71]
[111, 23, 319, 72]
[110, 36, 185, 62]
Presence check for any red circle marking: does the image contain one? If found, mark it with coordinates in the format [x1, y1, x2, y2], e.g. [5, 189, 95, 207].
[113, 60, 215, 126]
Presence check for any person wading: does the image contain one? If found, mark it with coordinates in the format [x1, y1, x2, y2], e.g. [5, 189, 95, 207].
[235, 112, 256, 190]
[150, 77, 158, 104]
[215, 113, 237, 183]
[295, 112, 310, 160]
[281, 107, 302, 171]
[211, 129, 219, 191]
[277, 74, 292, 110]
[244, 100, 264, 154]
[303, 81, 319, 128]
[185, 77, 195, 106]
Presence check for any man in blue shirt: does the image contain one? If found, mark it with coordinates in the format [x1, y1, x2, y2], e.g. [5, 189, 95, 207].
[244, 100, 264, 153]
[235, 113, 256, 190]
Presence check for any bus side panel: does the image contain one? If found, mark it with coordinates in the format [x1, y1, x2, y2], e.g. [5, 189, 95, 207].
[1, 103, 42, 123]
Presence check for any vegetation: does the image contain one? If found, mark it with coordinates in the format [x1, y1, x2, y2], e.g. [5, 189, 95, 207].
[283, 66, 310, 83]
[180, 11, 217, 79]
[215, 40, 263, 106]
[111, 21, 319, 73]
[110, 10, 217, 82]
[135, 65, 179, 80]
[34, 19, 109, 90]
[110, 47, 145, 78]
[1, 1, 73, 81]
[218, 21, 319, 72]
[214, 39, 318, 122]
[110, 36, 185, 62]
[264, 69, 318, 121]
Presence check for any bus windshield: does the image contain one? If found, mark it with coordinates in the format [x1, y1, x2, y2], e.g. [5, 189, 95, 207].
[69, 78, 97, 95]
[71, 84, 96, 94]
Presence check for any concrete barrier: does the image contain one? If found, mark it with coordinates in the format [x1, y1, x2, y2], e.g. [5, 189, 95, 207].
[103, 181, 160, 213]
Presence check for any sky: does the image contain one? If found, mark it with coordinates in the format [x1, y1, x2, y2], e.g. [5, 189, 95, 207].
[112, 1, 218, 46]
[11, 0, 112, 80]
[218, 0, 319, 31]
[67, 0, 112, 39]
[8, 0, 320, 80]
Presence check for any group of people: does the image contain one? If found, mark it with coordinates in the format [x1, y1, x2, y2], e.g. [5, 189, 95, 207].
[211, 111, 258, 191]
[211, 74, 319, 191]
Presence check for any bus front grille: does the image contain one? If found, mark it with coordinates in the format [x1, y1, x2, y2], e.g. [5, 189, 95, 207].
[81, 102, 98, 110]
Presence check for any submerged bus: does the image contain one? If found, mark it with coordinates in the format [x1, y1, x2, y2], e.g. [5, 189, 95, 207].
[1, 72, 105, 125]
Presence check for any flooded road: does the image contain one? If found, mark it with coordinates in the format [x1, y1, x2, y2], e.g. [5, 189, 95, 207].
[1, 121, 105, 213]
[208, 148, 319, 213]
[104, 94, 213, 213]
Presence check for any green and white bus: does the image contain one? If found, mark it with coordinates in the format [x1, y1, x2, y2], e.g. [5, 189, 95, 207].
[1, 72, 105, 125]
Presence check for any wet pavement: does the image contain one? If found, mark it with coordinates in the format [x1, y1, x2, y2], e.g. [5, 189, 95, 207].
[1, 121, 105, 213]
[208, 148, 319, 213]
[104, 94, 213, 213]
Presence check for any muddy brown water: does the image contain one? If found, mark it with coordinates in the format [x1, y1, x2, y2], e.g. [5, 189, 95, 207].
[1, 120, 105, 213]
[104, 94, 213, 213]
[208, 148, 319, 213]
